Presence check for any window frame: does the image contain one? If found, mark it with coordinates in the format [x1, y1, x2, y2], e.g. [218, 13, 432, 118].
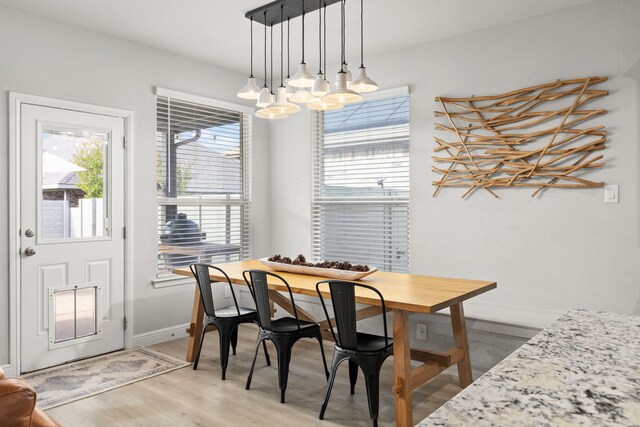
[311, 86, 410, 273]
[154, 88, 253, 283]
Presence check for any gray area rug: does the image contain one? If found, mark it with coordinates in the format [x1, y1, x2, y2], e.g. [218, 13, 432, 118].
[21, 348, 189, 410]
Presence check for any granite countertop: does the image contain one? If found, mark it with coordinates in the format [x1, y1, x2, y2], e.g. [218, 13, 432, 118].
[419, 309, 640, 427]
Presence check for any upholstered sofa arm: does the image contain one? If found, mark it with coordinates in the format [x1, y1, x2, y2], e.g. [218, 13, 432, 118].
[0, 377, 38, 427]
[0, 367, 62, 427]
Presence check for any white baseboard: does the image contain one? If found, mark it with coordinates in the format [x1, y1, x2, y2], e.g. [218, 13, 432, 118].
[131, 323, 190, 348]
[1, 364, 16, 378]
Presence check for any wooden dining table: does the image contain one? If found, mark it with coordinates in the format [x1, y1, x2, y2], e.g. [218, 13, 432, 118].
[172, 259, 496, 427]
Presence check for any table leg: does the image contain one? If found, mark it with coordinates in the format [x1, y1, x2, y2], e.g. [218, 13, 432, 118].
[450, 302, 473, 387]
[393, 309, 413, 427]
[186, 286, 205, 362]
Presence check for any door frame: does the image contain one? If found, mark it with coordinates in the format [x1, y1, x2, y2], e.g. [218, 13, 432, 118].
[8, 92, 135, 376]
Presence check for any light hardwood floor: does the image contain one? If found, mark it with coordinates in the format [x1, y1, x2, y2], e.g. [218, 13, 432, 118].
[47, 325, 463, 426]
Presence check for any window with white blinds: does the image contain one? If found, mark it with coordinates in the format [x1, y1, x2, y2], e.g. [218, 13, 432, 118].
[312, 89, 410, 273]
[156, 90, 251, 274]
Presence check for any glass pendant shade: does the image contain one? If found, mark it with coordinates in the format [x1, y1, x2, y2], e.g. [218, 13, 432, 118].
[264, 86, 301, 114]
[256, 87, 275, 108]
[322, 71, 363, 105]
[350, 66, 378, 93]
[290, 87, 314, 104]
[307, 98, 344, 111]
[311, 73, 330, 97]
[237, 77, 261, 99]
[255, 108, 288, 119]
[288, 63, 315, 88]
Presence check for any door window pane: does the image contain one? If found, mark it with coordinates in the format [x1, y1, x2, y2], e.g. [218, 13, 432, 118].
[41, 128, 109, 240]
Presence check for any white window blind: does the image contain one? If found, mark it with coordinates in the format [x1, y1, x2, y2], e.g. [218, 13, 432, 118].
[312, 91, 410, 273]
[156, 91, 251, 273]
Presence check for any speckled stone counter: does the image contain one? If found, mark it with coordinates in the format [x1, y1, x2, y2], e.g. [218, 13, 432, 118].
[418, 309, 640, 426]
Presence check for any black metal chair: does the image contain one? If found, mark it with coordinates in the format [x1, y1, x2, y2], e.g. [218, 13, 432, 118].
[315, 280, 393, 427]
[242, 269, 330, 403]
[189, 264, 270, 380]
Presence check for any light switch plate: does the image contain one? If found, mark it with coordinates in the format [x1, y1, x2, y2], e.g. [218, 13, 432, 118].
[604, 184, 618, 203]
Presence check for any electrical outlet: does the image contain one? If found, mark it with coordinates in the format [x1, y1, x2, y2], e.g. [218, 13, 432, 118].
[416, 323, 427, 341]
[224, 285, 231, 298]
[604, 184, 619, 203]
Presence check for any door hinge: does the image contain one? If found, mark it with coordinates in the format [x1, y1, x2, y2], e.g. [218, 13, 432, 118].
[123, 226, 127, 239]
[124, 316, 128, 331]
[122, 136, 128, 149]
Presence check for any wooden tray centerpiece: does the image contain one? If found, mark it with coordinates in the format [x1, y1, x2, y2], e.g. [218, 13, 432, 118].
[259, 254, 378, 280]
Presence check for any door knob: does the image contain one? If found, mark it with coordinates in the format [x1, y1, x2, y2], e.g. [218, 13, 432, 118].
[24, 228, 35, 238]
[24, 247, 36, 256]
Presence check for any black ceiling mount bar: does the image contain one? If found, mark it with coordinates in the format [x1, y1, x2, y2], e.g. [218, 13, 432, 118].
[246, 0, 341, 26]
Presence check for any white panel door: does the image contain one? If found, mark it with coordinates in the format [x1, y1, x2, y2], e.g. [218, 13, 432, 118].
[20, 104, 125, 373]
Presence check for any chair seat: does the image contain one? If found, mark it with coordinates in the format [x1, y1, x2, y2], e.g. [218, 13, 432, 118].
[271, 317, 319, 333]
[214, 305, 257, 318]
[336, 332, 393, 353]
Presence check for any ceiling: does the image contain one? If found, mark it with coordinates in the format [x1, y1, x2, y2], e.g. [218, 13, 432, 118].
[0, 0, 597, 78]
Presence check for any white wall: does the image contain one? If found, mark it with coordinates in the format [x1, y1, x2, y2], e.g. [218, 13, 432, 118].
[269, 0, 640, 328]
[0, 5, 271, 366]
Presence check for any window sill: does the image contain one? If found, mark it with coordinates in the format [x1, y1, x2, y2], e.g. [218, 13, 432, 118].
[151, 274, 195, 289]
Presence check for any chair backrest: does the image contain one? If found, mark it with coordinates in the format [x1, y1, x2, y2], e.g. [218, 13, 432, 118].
[242, 269, 301, 332]
[190, 264, 241, 318]
[316, 280, 389, 351]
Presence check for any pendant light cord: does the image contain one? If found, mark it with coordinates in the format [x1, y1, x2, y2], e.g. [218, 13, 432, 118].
[301, 3, 306, 64]
[270, 23, 274, 93]
[280, 5, 284, 86]
[341, 0, 346, 69]
[360, 0, 364, 67]
[287, 18, 291, 78]
[323, 3, 327, 75]
[250, 16, 254, 77]
[263, 11, 267, 88]
[317, 0, 322, 74]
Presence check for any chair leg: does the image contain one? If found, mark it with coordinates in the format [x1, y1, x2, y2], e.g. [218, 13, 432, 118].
[319, 353, 345, 420]
[230, 326, 238, 356]
[276, 342, 293, 403]
[362, 366, 382, 427]
[218, 325, 232, 381]
[192, 323, 208, 371]
[349, 359, 358, 395]
[246, 336, 265, 390]
[262, 340, 271, 366]
[313, 329, 330, 379]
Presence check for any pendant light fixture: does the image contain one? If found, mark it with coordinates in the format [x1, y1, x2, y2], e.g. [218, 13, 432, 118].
[322, 0, 363, 105]
[290, 87, 314, 103]
[237, 16, 261, 99]
[264, 5, 301, 115]
[350, 0, 378, 93]
[310, 1, 329, 97]
[308, 2, 343, 111]
[285, 18, 295, 99]
[288, 1, 315, 88]
[257, 22, 286, 118]
[256, 12, 274, 108]
[243, 0, 376, 118]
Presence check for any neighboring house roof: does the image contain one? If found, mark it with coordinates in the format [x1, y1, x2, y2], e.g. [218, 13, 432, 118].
[177, 141, 242, 195]
[43, 172, 83, 190]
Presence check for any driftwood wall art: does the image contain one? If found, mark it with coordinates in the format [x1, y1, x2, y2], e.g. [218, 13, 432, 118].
[432, 77, 608, 198]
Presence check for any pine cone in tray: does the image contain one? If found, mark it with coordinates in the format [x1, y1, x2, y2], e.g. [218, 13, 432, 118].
[267, 254, 369, 272]
[268, 254, 282, 262]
